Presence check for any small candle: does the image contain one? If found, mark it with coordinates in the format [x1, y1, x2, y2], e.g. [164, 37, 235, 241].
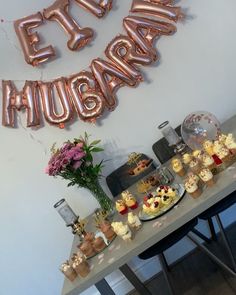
[54, 199, 77, 226]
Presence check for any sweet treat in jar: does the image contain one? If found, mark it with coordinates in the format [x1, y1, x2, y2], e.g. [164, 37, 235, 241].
[186, 172, 200, 184]
[71, 253, 90, 278]
[213, 140, 230, 162]
[84, 232, 95, 242]
[224, 133, 236, 155]
[201, 153, 215, 170]
[182, 153, 193, 165]
[99, 221, 116, 241]
[92, 236, 107, 252]
[218, 133, 227, 144]
[199, 168, 215, 187]
[111, 222, 132, 241]
[121, 190, 138, 209]
[60, 261, 77, 281]
[171, 158, 186, 176]
[137, 180, 152, 193]
[78, 240, 96, 258]
[115, 199, 128, 215]
[203, 140, 214, 156]
[189, 158, 202, 174]
[192, 150, 203, 160]
[127, 212, 142, 230]
[145, 175, 160, 186]
[184, 179, 202, 198]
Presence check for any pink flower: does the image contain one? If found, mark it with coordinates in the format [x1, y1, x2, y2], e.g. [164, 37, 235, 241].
[45, 166, 50, 174]
[73, 161, 82, 170]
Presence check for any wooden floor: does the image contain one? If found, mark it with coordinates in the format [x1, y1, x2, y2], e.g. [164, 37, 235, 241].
[130, 223, 236, 295]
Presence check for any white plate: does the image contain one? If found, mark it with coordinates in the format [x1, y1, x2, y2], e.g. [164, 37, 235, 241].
[139, 184, 185, 222]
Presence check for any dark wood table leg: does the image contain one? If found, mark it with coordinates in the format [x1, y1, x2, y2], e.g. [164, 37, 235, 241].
[95, 278, 115, 295]
[120, 264, 152, 295]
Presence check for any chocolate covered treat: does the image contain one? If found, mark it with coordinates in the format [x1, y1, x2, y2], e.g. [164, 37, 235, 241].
[93, 236, 107, 252]
[99, 221, 116, 241]
[71, 253, 90, 278]
[60, 261, 77, 282]
[79, 240, 96, 258]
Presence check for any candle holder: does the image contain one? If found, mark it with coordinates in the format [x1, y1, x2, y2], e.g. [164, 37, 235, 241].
[158, 121, 187, 155]
[54, 199, 86, 237]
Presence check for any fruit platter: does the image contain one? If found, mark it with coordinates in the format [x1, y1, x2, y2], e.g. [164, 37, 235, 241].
[139, 184, 185, 221]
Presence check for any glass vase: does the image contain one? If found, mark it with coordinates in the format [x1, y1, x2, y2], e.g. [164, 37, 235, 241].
[86, 180, 114, 214]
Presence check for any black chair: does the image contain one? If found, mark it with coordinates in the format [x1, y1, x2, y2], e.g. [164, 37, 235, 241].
[152, 128, 236, 273]
[106, 154, 235, 295]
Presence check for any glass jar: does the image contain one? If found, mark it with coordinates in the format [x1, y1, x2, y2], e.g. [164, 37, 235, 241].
[156, 166, 174, 185]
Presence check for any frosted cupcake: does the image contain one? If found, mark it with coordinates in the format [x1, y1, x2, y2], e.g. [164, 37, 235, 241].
[225, 133, 236, 155]
[189, 158, 202, 174]
[201, 153, 215, 170]
[161, 195, 172, 205]
[182, 153, 193, 165]
[199, 168, 215, 187]
[60, 261, 77, 282]
[116, 199, 128, 215]
[184, 179, 202, 198]
[121, 190, 138, 209]
[111, 222, 132, 241]
[128, 212, 142, 230]
[213, 140, 230, 162]
[171, 158, 186, 176]
[203, 140, 214, 156]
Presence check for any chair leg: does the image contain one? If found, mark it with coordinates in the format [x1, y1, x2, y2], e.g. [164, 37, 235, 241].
[215, 214, 236, 272]
[95, 278, 116, 295]
[159, 253, 175, 295]
[191, 228, 211, 244]
[187, 233, 236, 277]
[119, 264, 152, 295]
[207, 217, 217, 241]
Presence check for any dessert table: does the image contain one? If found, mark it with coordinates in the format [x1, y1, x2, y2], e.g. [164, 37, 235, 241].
[62, 115, 236, 295]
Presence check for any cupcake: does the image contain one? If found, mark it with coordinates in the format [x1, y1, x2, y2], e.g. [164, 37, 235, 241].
[189, 158, 202, 174]
[99, 221, 116, 241]
[127, 212, 142, 230]
[115, 199, 128, 215]
[60, 261, 77, 281]
[93, 236, 107, 252]
[184, 179, 202, 198]
[218, 133, 227, 144]
[111, 222, 132, 241]
[201, 153, 215, 170]
[121, 190, 138, 209]
[203, 140, 214, 156]
[225, 133, 236, 155]
[161, 195, 172, 205]
[71, 253, 90, 278]
[149, 199, 161, 214]
[213, 140, 230, 162]
[182, 153, 193, 165]
[199, 168, 215, 187]
[171, 158, 186, 176]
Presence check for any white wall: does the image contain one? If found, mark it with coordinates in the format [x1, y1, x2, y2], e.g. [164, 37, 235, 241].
[0, 1, 236, 294]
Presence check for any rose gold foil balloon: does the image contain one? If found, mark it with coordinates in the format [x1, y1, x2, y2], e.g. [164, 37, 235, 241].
[2, 80, 40, 127]
[130, 0, 184, 23]
[38, 78, 73, 126]
[123, 16, 176, 62]
[105, 35, 152, 82]
[67, 71, 105, 122]
[74, 0, 113, 18]
[14, 12, 55, 66]
[91, 58, 137, 110]
[43, 0, 94, 51]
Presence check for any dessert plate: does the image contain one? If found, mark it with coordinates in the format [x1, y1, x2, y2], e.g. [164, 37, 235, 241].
[139, 184, 185, 222]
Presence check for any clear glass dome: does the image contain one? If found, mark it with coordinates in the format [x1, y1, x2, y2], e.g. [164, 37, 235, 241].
[181, 111, 221, 150]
